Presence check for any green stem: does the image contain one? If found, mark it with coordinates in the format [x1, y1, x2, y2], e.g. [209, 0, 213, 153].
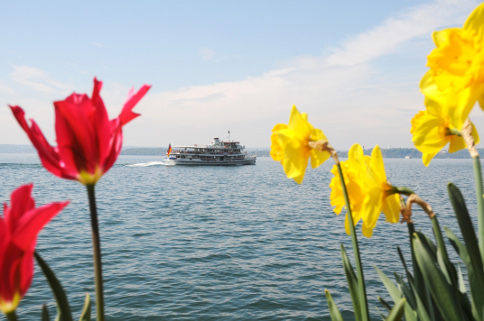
[5, 311, 18, 321]
[473, 156, 484, 263]
[336, 162, 370, 321]
[86, 184, 105, 321]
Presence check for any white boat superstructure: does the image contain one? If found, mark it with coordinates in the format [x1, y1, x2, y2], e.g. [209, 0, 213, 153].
[164, 137, 256, 166]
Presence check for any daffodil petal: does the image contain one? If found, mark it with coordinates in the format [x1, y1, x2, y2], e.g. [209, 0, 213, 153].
[361, 187, 383, 231]
[370, 145, 386, 182]
[463, 2, 484, 41]
[411, 114, 448, 150]
[282, 137, 310, 184]
[362, 222, 374, 238]
[310, 149, 330, 169]
[382, 193, 400, 224]
[432, 28, 459, 47]
[288, 105, 312, 142]
[448, 135, 466, 153]
[422, 151, 439, 167]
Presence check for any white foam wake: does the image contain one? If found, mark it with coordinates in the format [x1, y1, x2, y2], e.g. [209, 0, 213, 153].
[126, 161, 165, 167]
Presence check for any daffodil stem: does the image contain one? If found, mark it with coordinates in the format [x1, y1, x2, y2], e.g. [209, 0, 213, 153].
[472, 156, 484, 262]
[336, 162, 370, 321]
[86, 184, 105, 321]
[6, 311, 18, 321]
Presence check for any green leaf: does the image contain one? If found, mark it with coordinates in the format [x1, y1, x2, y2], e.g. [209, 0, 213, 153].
[396, 247, 414, 287]
[341, 244, 362, 321]
[325, 289, 344, 321]
[34, 251, 73, 321]
[445, 227, 478, 320]
[378, 297, 392, 312]
[406, 223, 435, 321]
[413, 232, 464, 320]
[448, 183, 484, 320]
[375, 267, 418, 321]
[431, 217, 458, 289]
[42, 304, 50, 321]
[79, 293, 91, 321]
[394, 273, 416, 310]
[457, 264, 467, 295]
[386, 298, 406, 321]
[375, 267, 402, 305]
[406, 278, 432, 321]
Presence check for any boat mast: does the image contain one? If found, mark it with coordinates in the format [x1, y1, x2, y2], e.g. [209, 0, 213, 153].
[227, 130, 231, 142]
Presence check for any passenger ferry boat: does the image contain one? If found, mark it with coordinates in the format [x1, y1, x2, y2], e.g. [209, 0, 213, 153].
[164, 136, 256, 166]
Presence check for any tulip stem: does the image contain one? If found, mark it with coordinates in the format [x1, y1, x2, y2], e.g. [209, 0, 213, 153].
[336, 162, 370, 321]
[86, 184, 105, 321]
[6, 311, 18, 321]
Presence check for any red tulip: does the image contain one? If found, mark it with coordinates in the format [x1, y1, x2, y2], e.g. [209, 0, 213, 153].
[0, 184, 68, 314]
[10, 78, 151, 185]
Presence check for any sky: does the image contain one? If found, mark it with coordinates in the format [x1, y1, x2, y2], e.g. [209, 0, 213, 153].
[0, 0, 482, 150]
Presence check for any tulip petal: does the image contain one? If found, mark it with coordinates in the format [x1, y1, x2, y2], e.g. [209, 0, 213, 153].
[119, 84, 151, 126]
[5, 184, 35, 227]
[90, 79, 112, 169]
[102, 121, 124, 174]
[0, 184, 67, 313]
[9, 106, 66, 178]
[54, 95, 97, 174]
[14, 202, 69, 250]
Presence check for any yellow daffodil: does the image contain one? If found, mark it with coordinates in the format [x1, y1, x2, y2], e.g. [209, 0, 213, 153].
[270, 105, 330, 184]
[411, 95, 479, 166]
[421, 2, 484, 113]
[330, 144, 367, 235]
[360, 145, 400, 238]
[330, 144, 400, 237]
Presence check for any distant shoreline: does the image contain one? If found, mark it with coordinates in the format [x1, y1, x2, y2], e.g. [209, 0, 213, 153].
[1, 144, 483, 159]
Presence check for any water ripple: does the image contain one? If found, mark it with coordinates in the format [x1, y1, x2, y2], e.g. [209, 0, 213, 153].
[1, 155, 478, 320]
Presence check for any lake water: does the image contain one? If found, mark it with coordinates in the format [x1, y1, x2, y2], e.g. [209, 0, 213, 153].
[0, 154, 478, 320]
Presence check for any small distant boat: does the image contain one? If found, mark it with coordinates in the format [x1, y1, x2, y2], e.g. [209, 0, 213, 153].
[405, 155, 412, 159]
[164, 134, 256, 166]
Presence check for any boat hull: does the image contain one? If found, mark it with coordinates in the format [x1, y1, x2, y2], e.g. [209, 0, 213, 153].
[164, 157, 256, 166]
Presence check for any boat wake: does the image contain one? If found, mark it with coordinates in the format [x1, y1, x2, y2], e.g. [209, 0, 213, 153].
[126, 161, 165, 167]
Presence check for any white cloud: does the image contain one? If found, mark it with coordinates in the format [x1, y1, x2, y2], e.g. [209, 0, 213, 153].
[0, 84, 14, 94]
[10, 65, 72, 94]
[199, 47, 216, 61]
[4, 0, 481, 150]
[326, 0, 479, 66]
[126, 0, 478, 149]
[90, 42, 106, 48]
